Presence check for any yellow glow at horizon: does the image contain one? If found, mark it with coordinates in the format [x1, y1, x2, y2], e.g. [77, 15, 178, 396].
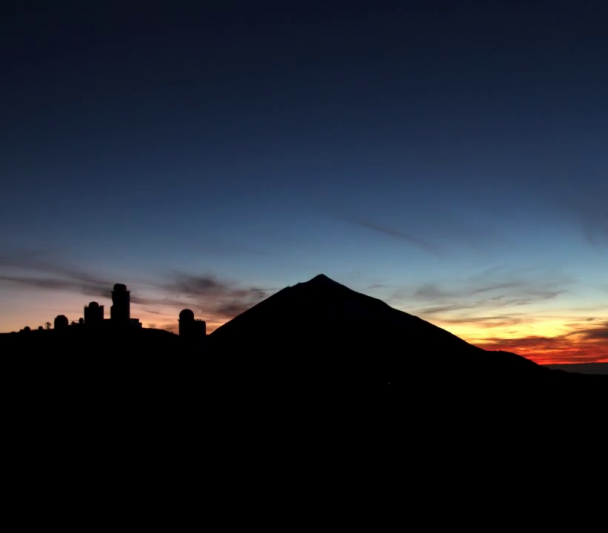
[437, 317, 581, 345]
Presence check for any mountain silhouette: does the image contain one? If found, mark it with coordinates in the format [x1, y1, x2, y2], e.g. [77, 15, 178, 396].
[2, 272, 605, 460]
[209, 274, 550, 390]
[3, 273, 603, 400]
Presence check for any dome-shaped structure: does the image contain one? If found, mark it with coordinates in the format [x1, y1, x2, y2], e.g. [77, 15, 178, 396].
[179, 309, 207, 349]
[179, 309, 195, 321]
[85, 301, 104, 325]
[54, 315, 69, 329]
[113, 283, 127, 292]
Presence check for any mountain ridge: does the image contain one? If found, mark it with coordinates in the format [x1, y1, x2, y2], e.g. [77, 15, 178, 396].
[209, 273, 547, 386]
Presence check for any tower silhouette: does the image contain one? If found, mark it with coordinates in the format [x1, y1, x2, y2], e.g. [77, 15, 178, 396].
[179, 309, 206, 351]
[111, 283, 130, 325]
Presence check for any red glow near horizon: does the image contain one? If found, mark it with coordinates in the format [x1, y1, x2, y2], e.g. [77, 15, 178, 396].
[475, 337, 608, 365]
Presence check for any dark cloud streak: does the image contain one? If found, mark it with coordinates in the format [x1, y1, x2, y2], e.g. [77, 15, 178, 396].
[0, 275, 110, 298]
[410, 267, 572, 306]
[0, 252, 113, 299]
[339, 216, 442, 255]
[0, 251, 271, 321]
[162, 273, 270, 318]
[396, 266, 575, 333]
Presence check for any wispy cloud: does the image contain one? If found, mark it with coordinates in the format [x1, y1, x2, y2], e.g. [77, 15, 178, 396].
[387, 265, 595, 361]
[339, 216, 442, 255]
[436, 315, 529, 328]
[0, 250, 273, 330]
[335, 205, 510, 258]
[416, 292, 566, 317]
[0, 252, 113, 298]
[404, 265, 572, 317]
[0, 275, 111, 298]
[190, 238, 269, 257]
[573, 320, 608, 341]
[549, 185, 608, 247]
[160, 272, 271, 318]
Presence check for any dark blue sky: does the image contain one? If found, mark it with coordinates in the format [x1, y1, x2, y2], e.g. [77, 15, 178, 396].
[1, 1, 608, 361]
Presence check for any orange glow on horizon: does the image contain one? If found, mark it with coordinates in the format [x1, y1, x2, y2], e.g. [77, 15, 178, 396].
[432, 314, 608, 365]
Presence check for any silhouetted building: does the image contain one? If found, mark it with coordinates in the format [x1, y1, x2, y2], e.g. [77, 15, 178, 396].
[179, 309, 195, 335]
[54, 315, 69, 329]
[179, 309, 206, 351]
[84, 301, 104, 325]
[111, 283, 130, 325]
[47, 284, 142, 334]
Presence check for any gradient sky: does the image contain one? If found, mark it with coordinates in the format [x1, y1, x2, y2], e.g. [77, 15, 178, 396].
[1, 1, 608, 364]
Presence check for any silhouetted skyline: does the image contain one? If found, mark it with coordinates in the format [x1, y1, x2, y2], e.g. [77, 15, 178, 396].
[1, 2, 608, 363]
[9, 281, 207, 349]
[4, 274, 606, 380]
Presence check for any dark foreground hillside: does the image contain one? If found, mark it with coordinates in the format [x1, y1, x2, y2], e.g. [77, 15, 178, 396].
[2, 273, 605, 451]
[1, 325, 604, 416]
[2, 274, 606, 399]
[2, 318, 605, 500]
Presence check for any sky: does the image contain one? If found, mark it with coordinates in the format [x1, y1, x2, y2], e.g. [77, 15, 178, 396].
[1, 1, 607, 364]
